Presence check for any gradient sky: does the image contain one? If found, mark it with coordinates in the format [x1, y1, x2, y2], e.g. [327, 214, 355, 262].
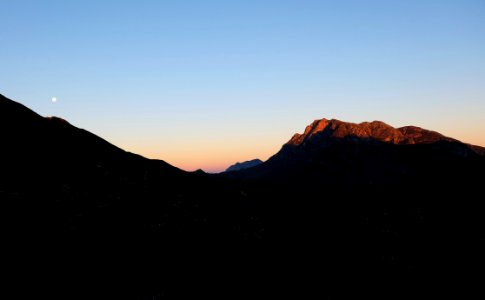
[1, 0, 484, 172]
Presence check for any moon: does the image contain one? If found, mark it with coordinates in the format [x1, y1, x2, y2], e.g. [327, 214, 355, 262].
[51, 97, 57, 103]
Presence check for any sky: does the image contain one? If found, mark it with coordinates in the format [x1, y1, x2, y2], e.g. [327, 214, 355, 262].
[1, 0, 484, 172]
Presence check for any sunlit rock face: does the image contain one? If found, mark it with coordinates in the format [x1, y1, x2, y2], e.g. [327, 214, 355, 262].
[288, 118, 455, 147]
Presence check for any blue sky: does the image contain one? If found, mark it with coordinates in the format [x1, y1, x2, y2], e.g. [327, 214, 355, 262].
[1, 0, 484, 172]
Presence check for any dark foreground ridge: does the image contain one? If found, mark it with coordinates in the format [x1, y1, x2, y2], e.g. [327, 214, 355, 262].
[1, 94, 484, 299]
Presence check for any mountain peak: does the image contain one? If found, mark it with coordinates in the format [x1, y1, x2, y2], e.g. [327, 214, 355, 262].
[289, 118, 331, 145]
[225, 159, 263, 172]
[287, 118, 454, 147]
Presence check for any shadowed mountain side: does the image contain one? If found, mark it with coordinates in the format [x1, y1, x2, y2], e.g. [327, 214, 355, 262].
[0, 94, 264, 243]
[2, 95, 485, 299]
[470, 144, 485, 156]
[219, 118, 485, 300]
[228, 119, 485, 298]
[226, 118, 485, 184]
[1, 93, 270, 297]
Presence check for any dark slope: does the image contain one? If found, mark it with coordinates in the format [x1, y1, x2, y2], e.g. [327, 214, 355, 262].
[0, 96, 260, 234]
[0, 94, 181, 189]
[3, 96, 485, 299]
[223, 117, 485, 298]
[1, 94, 265, 243]
[225, 158, 263, 172]
[1, 94, 266, 298]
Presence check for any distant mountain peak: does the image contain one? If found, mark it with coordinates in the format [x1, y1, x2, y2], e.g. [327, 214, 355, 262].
[225, 159, 263, 172]
[288, 118, 454, 147]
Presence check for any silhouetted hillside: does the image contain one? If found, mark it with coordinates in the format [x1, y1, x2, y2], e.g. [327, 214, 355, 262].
[1, 94, 266, 298]
[2, 95, 484, 299]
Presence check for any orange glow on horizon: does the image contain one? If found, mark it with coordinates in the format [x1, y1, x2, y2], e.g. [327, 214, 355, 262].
[122, 137, 284, 173]
[107, 121, 485, 174]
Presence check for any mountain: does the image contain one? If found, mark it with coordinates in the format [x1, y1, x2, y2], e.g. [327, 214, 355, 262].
[0, 94, 267, 297]
[225, 159, 263, 172]
[229, 118, 485, 184]
[1, 93, 265, 241]
[235, 117, 485, 298]
[2, 95, 485, 299]
[287, 118, 456, 146]
[288, 118, 485, 153]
